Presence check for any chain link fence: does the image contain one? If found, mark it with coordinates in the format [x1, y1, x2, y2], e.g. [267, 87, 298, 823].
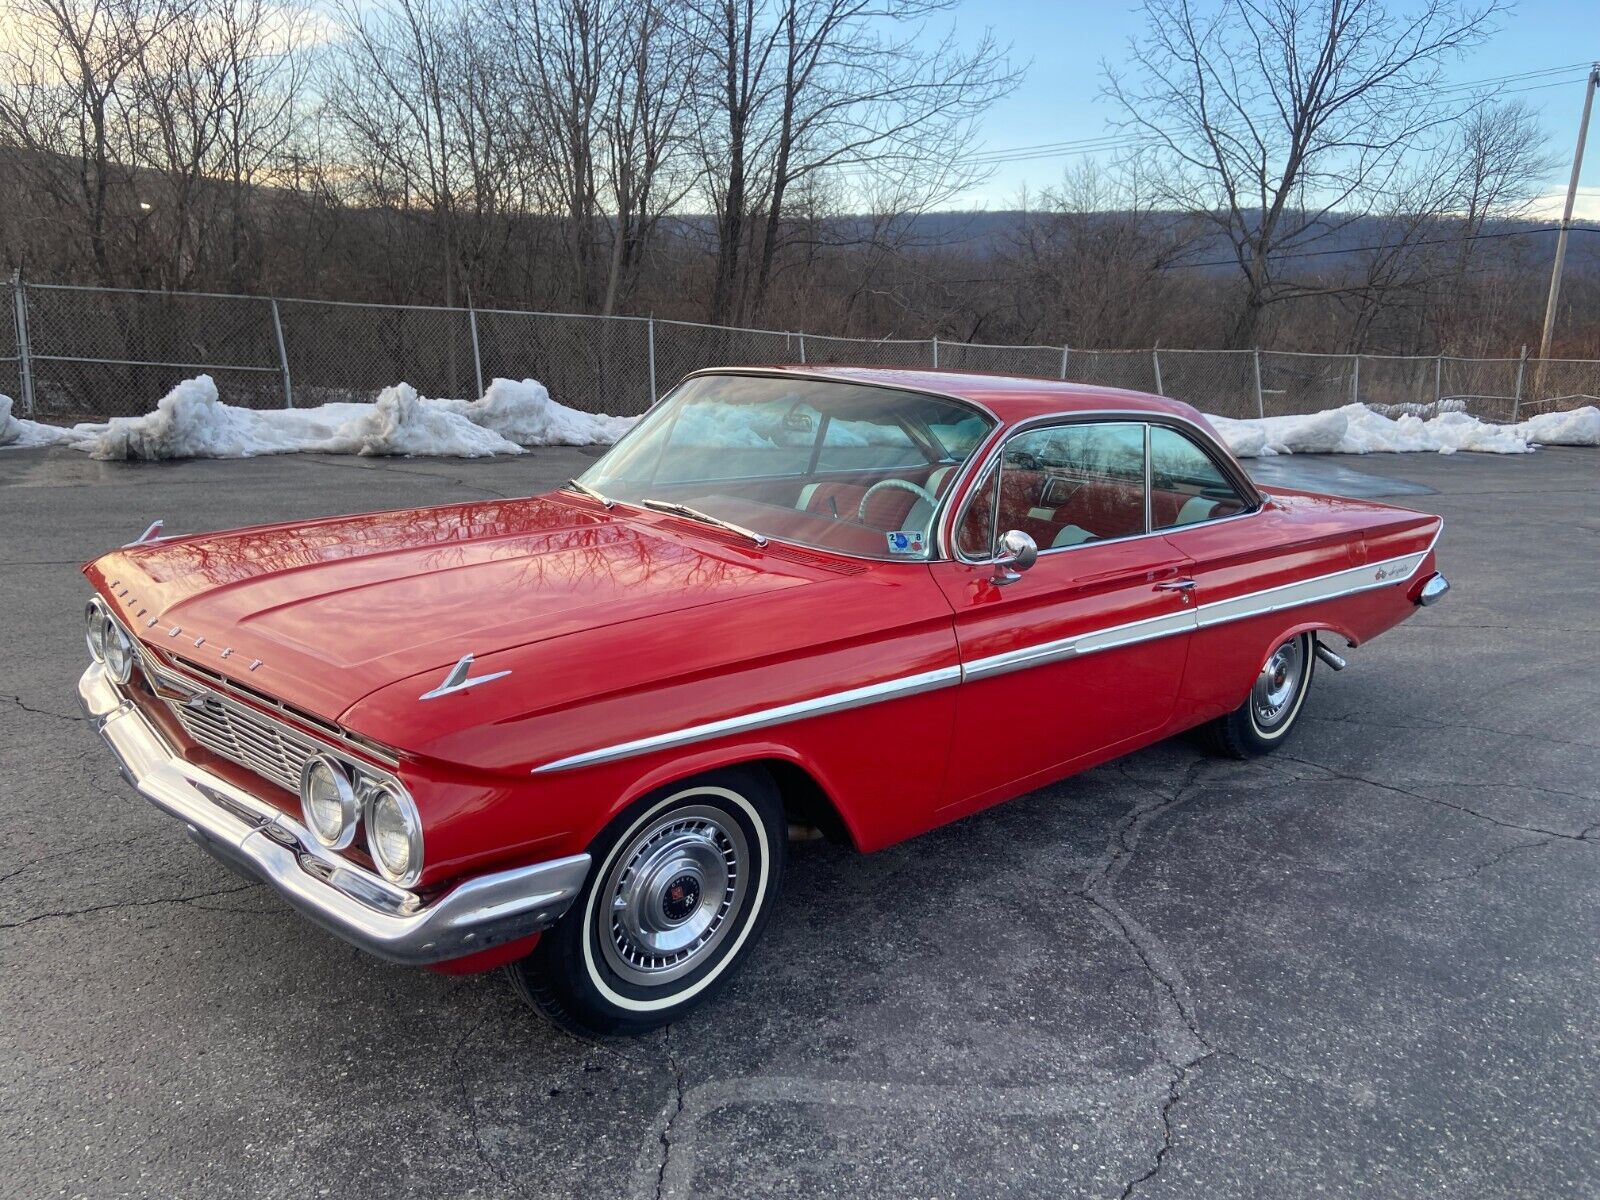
[6, 277, 1597, 425]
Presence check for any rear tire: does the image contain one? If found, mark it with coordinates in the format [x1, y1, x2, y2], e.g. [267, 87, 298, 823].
[505, 766, 785, 1035]
[1208, 632, 1316, 758]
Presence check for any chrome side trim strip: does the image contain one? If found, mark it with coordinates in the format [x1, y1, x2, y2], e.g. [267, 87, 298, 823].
[962, 607, 1197, 682]
[1194, 550, 1428, 628]
[531, 664, 963, 774]
[532, 523, 1441, 774]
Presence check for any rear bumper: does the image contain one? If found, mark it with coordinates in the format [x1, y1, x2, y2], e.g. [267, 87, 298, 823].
[78, 662, 590, 965]
[1416, 572, 1450, 606]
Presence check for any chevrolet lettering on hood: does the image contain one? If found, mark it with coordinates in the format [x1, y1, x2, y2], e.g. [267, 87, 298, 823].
[77, 365, 1447, 1035]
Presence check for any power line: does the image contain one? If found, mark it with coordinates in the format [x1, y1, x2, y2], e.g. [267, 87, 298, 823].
[961, 61, 1598, 169]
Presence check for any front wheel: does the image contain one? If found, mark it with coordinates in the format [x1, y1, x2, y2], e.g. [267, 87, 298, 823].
[1208, 632, 1317, 758]
[505, 767, 785, 1035]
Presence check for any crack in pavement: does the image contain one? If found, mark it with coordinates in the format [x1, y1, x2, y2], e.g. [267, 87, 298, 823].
[1083, 760, 1213, 1057]
[0, 881, 261, 930]
[1281, 755, 1599, 844]
[0, 827, 175, 885]
[1424, 837, 1559, 884]
[2, 692, 85, 723]
[1083, 760, 1217, 1198]
[1309, 710, 1600, 752]
[654, 1024, 685, 1200]
[1119, 1052, 1216, 1200]
[639, 1067, 1182, 1199]
[451, 1004, 518, 1197]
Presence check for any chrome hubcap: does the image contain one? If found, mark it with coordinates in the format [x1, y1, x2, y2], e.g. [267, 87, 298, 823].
[1251, 638, 1306, 730]
[599, 805, 748, 987]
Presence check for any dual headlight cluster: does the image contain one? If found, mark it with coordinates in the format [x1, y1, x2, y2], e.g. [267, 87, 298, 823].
[300, 755, 423, 887]
[85, 599, 135, 683]
[87, 596, 422, 888]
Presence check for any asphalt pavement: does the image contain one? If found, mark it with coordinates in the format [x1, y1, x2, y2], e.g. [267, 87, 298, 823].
[1, 443, 1596, 1199]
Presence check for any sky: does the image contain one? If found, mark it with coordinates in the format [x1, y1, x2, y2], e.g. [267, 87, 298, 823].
[937, 0, 1600, 220]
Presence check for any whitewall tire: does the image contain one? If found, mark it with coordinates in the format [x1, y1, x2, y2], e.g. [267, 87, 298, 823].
[1208, 632, 1317, 758]
[506, 767, 786, 1035]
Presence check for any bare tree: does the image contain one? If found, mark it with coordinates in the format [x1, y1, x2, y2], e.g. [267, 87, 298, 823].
[681, 0, 1016, 325]
[0, 0, 188, 281]
[1106, 0, 1505, 347]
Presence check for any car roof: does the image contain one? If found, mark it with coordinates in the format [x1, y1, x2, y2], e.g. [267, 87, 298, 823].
[705, 364, 1209, 426]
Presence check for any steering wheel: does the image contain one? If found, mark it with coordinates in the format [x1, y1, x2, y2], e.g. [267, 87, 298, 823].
[857, 478, 939, 524]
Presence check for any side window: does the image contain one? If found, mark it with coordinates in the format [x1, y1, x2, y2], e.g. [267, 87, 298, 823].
[1148, 426, 1248, 530]
[994, 422, 1147, 550]
[815, 416, 925, 472]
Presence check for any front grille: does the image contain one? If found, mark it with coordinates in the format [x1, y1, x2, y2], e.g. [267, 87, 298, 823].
[163, 683, 323, 795]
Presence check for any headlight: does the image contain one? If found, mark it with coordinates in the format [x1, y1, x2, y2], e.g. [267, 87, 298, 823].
[365, 783, 423, 885]
[102, 618, 134, 684]
[300, 755, 359, 850]
[85, 601, 108, 662]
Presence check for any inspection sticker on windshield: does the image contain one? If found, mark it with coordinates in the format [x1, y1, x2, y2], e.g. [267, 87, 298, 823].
[885, 531, 925, 555]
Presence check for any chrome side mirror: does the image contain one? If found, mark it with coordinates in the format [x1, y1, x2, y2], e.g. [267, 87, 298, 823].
[990, 529, 1038, 585]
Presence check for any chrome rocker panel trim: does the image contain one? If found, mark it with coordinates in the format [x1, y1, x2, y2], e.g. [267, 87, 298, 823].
[79, 662, 590, 965]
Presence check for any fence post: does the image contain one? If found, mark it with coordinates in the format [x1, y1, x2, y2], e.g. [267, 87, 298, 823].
[11, 271, 35, 416]
[1059, 345, 1069, 379]
[1350, 354, 1360, 406]
[646, 317, 658, 407]
[1151, 346, 1164, 395]
[1434, 354, 1443, 405]
[931, 335, 939, 368]
[1513, 344, 1527, 420]
[268, 298, 293, 409]
[1252, 349, 1265, 418]
[797, 332, 806, 364]
[467, 300, 484, 399]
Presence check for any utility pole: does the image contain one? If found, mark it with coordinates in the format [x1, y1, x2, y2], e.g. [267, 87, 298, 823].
[1536, 64, 1600, 394]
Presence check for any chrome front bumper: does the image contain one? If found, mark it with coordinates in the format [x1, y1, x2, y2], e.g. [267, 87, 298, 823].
[78, 662, 591, 965]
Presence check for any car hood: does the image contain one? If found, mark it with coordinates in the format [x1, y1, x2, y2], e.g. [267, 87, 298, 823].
[85, 496, 810, 719]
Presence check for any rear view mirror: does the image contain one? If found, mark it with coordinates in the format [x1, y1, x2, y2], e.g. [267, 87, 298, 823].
[990, 529, 1037, 585]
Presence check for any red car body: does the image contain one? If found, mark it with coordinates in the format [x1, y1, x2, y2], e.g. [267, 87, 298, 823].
[78, 367, 1443, 977]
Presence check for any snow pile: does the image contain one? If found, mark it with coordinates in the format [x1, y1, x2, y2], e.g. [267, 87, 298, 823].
[1206, 401, 1600, 457]
[86, 376, 313, 459]
[17, 375, 636, 461]
[1516, 405, 1600, 447]
[438, 377, 635, 446]
[7, 375, 1596, 463]
[319, 383, 523, 458]
[0, 393, 74, 448]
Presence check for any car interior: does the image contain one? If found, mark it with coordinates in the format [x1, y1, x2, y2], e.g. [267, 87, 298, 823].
[956, 426, 1249, 557]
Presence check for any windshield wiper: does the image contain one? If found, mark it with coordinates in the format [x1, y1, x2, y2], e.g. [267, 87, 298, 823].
[562, 478, 614, 509]
[641, 499, 768, 547]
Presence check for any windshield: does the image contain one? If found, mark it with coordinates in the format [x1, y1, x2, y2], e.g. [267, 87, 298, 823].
[577, 373, 994, 561]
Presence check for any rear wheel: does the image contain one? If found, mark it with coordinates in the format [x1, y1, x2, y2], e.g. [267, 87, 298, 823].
[506, 767, 785, 1035]
[1208, 632, 1316, 758]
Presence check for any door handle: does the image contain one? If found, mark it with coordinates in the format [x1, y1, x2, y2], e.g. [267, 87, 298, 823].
[1155, 578, 1196, 592]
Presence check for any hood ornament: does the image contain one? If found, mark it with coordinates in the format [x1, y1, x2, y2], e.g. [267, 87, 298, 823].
[419, 654, 511, 701]
[124, 520, 167, 548]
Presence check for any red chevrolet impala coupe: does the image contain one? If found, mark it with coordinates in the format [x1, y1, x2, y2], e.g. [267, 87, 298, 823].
[79, 366, 1446, 1033]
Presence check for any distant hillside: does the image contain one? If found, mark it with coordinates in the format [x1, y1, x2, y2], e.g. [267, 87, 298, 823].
[660, 210, 1600, 276]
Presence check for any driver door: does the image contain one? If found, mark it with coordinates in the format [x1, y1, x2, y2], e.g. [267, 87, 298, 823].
[930, 420, 1197, 816]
